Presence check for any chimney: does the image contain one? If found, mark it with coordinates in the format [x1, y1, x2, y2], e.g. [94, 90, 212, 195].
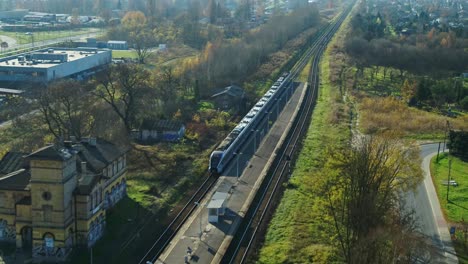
[81, 162, 87, 175]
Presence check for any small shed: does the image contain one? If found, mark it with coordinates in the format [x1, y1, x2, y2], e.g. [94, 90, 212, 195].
[211, 85, 245, 111]
[107, 40, 128, 50]
[132, 120, 185, 143]
[207, 191, 228, 223]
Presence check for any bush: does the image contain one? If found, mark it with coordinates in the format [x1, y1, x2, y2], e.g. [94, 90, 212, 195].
[460, 96, 468, 111]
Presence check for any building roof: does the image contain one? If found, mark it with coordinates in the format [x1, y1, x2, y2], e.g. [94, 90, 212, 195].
[0, 138, 128, 193]
[141, 120, 184, 132]
[27, 145, 74, 161]
[207, 191, 228, 209]
[17, 196, 31, 205]
[0, 151, 27, 175]
[0, 88, 24, 95]
[108, 40, 127, 44]
[75, 138, 130, 173]
[0, 169, 30, 191]
[0, 47, 109, 69]
[76, 174, 101, 195]
[211, 85, 245, 98]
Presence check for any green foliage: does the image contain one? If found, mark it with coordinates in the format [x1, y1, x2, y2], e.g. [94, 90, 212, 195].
[193, 6, 320, 90]
[112, 50, 138, 59]
[197, 101, 214, 111]
[448, 130, 468, 160]
[431, 153, 468, 223]
[460, 96, 468, 111]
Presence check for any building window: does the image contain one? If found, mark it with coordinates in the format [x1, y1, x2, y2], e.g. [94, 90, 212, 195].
[107, 166, 112, 177]
[90, 195, 93, 211]
[113, 161, 117, 174]
[42, 191, 52, 201]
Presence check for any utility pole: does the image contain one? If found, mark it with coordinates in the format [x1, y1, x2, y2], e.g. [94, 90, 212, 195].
[447, 159, 452, 202]
[90, 244, 93, 264]
[443, 120, 449, 152]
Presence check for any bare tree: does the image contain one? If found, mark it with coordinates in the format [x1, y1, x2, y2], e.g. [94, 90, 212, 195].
[38, 79, 93, 140]
[326, 133, 423, 263]
[93, 64, 150, 135]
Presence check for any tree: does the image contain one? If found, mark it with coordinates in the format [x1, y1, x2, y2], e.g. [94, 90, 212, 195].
[122, 11, 154, 63]
[93, 64, 151, 135]
[401, 79, 417, 104]
[151, 66, 181, 117]
[326, 134, 423, 263]
[38, 80, 94, 140]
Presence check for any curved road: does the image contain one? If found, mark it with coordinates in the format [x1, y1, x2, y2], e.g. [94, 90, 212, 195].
[405, 143, 458, 263]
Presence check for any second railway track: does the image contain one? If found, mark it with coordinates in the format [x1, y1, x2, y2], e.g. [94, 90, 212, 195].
[222, 2, 355, 263]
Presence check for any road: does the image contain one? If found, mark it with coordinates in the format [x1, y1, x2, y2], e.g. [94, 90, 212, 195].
[0, 29, 102, 55]
[405, 143, 458, 263]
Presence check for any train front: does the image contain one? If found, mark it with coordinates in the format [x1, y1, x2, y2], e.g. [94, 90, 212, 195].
[209, 151, 223, 174]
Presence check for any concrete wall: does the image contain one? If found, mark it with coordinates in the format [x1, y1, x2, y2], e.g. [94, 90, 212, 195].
[46, 50, 111, 81]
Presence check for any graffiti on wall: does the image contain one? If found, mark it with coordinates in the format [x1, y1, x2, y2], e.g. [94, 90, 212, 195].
[32, 245, 70, 260]
[103, 180, 126, 209]
[88, 215, 105, 247]
[0, 219, 16, 242]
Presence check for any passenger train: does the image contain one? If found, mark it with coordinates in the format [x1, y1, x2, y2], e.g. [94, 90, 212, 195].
[209, 72, 291, 174]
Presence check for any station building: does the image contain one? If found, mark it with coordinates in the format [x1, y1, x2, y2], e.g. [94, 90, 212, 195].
[0, 138, 129, 262]
[0, 47, 111, 85]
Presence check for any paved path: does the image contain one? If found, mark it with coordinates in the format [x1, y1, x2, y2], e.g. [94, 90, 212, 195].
[405, 143, 458, 263]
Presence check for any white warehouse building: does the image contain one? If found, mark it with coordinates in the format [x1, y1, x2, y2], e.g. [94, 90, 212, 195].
[0, 47, 112, 84]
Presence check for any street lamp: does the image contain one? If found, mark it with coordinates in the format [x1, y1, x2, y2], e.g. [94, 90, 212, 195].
[194, 202, 202, 239]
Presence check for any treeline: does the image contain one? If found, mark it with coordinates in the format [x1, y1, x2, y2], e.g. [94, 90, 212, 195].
[345, 37, 468, 75]
[188, 6, 320, 92]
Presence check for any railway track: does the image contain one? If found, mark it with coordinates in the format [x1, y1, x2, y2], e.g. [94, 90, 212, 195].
[137, 174, 217, 264]
[221, 2, 355, 263]
[138, 3, 354, 263]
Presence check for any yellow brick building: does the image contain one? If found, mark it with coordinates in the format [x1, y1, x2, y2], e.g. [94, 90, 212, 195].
[0, 138, 129, 262]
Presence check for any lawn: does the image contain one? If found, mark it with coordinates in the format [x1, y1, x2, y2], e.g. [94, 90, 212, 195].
[112, 50, 138, 59]
[430, 153, 468, 263]
[0, 28, 101, 45]
[431, 153, 468, 223]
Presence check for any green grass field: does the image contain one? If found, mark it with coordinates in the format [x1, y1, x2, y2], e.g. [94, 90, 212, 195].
[431, 153, 468, 263]
[0, 28, 100, 45]
[112, 50, 138, 59]
[431, 153, 468, 223]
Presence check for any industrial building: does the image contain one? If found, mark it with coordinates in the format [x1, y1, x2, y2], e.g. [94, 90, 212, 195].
[0, 47, 112, 85]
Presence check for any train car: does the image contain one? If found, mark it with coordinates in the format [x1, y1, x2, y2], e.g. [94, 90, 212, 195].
[209, 72, 291, 174]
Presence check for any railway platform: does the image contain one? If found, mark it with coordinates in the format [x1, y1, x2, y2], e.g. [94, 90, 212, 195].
[155, 82, 308, 264]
